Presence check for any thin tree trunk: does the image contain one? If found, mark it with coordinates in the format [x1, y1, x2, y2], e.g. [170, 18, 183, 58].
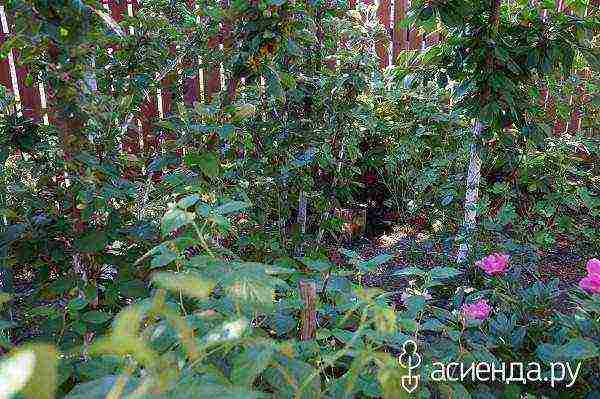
[456, 120, 484, 263]
[456, 0, 501, 263]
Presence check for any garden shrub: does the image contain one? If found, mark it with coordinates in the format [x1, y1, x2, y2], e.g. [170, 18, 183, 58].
[0, 0, 598, 398]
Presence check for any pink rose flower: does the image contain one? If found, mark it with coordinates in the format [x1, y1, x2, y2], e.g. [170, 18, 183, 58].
[586, 258, 600, 276]
[461, 299, 492, 320]
[579, 274, 600, 294]
[475, 252, 510, 276]
[579, 259, 600, 294]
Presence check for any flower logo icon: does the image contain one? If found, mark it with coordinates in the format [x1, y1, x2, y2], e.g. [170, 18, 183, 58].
[398, 339, 421, 394]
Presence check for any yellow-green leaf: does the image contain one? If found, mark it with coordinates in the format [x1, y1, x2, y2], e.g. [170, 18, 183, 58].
[152, 272, 215, 299]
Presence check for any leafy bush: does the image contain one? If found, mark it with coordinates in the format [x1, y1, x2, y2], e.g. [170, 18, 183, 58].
[0, 0, 598, 398]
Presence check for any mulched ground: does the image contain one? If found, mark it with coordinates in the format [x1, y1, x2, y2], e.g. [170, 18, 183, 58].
[332, 222, 591, 309]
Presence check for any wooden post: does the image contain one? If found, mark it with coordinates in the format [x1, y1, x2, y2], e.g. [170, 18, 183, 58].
[299, 280, 317, 341]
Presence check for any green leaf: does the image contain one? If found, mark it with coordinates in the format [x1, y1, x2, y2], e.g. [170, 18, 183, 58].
[377, 354, 410, 399]
[152, 272, 215, 299]
[501, 384, 521, 399]
[0, 293, 11, 306]
[161, 208, 195, 236]
[264, 355, 321, 399]
[67, 297, 88, 311]
[561, 339, 598, 360]
[170, 377, 268, 399]
[0, 319, 15, 330]
[185, 151, 220, 178]
[496, 202, 517, 226]
[177, 194, 200, 209]
[393, 267, 425, 277]
[148, 154, 180, 172]
[150, 245, 178, 268]
[64, 376, 139, 399]
[82, 311, 111, 324]
[118, 279, 148, 298]
[298, 257, 331, 272]
[231, 342, 275, 386]
[358, 253, 392, 273]
[214, 201, 249, 215]
[265, 67, 284, 99]
[74, 231, 109, 253]
[428, 267, 462, 280]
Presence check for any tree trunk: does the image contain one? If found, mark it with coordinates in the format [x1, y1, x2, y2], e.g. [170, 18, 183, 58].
[456, 0, 501, 263]
[456, 120, 484, 263]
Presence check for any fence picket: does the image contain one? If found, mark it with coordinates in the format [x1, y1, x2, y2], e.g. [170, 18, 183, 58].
[377, 0, 392, 68]
[392, 0, 408, 61]
[0, 6, 42, 121]
[0, 6, 14, 98]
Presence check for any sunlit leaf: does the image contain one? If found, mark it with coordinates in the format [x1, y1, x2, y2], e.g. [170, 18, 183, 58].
[152, 272, 215, 299]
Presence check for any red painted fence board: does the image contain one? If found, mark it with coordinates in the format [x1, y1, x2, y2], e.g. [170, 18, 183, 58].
[376, 0, 391, 68]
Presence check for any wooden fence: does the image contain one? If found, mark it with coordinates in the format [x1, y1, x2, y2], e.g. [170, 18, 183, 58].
[0, 1, 594, 134]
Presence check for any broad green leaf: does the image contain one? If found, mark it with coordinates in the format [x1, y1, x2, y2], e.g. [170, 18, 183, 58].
[497, 202, 517, 226]
[214, 201, 249, 215]
[0, 293, 12, 306]
[82, 311, 112, 324]
[263, 355, 321, 399]
[112, 304, 144, 338]
[151, 245, 178, 268]
[374, 305, 397, 334]
[117, 279, 148, 298]
[67, 297, 88, 311]
[393, 267, 425, 277]
[152, 272, 215, 299]
[177, 194, 200, 209]
[161, 208, 195, 236]
[376, 353, 410, 399]
[231, 342, 275, 386]
[89, 336, 157, 367]
[561, 339, 598, 360]
[501, 384, 520, 399]
[298, 257, 331, 272]
[340, 351, 371, 398]
[428, 267, 462, 280]
[73, 357, 123, 381]
[185, 152, 220, 178]
[170, 378, 268, 399]
[265, 67, 284, 99]
[203, 318, 249, 346]
[358, 253, 393, 273]
[0, 319, 15, 330]
[64, 376, 139, 399]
